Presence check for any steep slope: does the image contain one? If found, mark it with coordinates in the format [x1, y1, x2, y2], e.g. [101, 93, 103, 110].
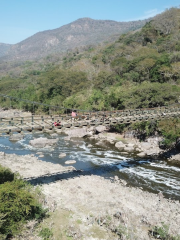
[0, 43, 11, 58]
[2, 18, 149, 61]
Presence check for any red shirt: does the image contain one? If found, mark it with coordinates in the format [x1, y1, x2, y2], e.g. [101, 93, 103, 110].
[72, 112, 77, 117]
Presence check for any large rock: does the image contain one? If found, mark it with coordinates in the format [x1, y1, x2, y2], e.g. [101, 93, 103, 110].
[147, 137, 162, 146]
[89, 135, 99, 140]
[9, 133, 24, 142]
[98, 133, 106, 139]
[168, 154, 180, 165]
[115, 141, 126, 151]
[65, 160, 76, 164]
[123, 146, 135, 153]
[59, 153, 66, 158]
[95, 140, 105, 147]
[145, 148, 161, 156]
[64, 128, 89, 138]
[137, 152, 146, 157]
[95, 125, 107, 133]
[29, 137, 58, 148]
[139, 142, 152, 151]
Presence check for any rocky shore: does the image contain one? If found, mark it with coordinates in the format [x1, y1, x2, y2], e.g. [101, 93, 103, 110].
[61, 125, 180, 166]
[0, 149, 180, 239]
[0, 109, 180, 239]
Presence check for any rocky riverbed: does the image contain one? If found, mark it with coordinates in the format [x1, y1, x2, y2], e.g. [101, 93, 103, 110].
[0, 151, 180, 240]
[61, 125, 180, 165]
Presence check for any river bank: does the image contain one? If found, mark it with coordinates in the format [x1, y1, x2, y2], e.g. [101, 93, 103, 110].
[0, 109, 180, 239]
[0, 151, 180, 240]
[61, 125, 180, 166]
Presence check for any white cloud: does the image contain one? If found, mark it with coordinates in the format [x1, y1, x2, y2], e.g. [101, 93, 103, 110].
[124, 8, 163, 22]
[142, 9, 161, 19]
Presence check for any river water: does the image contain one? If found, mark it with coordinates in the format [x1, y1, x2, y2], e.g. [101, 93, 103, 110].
[0, 131, 180, 200]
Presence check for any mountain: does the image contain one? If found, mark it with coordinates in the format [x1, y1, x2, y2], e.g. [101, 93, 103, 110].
[0, 43, 11, 58]
[0, 8, 180, 113]
[1, 18, 150, 61]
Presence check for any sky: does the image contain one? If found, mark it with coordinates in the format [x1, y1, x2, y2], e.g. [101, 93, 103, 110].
[0, 0, 180, 44]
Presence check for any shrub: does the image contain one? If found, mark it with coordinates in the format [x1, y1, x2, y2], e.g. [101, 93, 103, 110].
[0, 166, 47, 238]
[130, 120, 158, 141]
[39, 227, 53, 240]
[158, 118, 180, 149]
[0, 165, 14, 184]
[149, 223, 180, 240]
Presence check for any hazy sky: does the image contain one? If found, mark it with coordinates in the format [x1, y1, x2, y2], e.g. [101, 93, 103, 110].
[0, 0, 179, 44]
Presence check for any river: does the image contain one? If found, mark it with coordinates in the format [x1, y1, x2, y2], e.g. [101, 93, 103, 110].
[0, 131, 180, 200]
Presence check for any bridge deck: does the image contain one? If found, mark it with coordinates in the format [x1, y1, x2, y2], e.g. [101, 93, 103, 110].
[0, 107, 179, 134]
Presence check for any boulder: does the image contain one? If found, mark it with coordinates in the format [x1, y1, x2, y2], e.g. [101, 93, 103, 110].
[87, 144, 93, 148]
[9, 133, 24, 142]
[64, 128, 88, 138]
[127, 143, 135, 148]
[88, 126, 96, 134]
[145, 148, 161, 156]
[107, 139, 115, 144]
[51, 133, 58, 137]
[147, 137, 162, 147]
[168, 154, 180, 165]
[115, 141, 126, 151]
[137, 152, 146, 157]
[59, 153, 67, 158]
[95, 125, 107, 133]
[139, 142, 152, 151]
[37, 152, 43, 155]
[98, 133, 106, 139]
[89, 135, 99, 140]
[95, 140, 105, 147]
[123, 146, 135, 153]
[65, 160, 76, 164]
[86, 131, 94, 137]
[29, 137, 58, 148]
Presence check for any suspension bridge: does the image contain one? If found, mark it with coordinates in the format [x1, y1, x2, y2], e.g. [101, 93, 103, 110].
[0, 94, 180, 134]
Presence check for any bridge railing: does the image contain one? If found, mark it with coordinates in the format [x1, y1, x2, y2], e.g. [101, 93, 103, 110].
[0, 105, 180, 125]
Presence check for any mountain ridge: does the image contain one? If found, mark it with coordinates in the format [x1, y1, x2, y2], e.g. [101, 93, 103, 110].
[0, 17, 150, 61]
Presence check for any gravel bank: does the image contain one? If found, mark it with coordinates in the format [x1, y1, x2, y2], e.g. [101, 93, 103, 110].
[0, 152, 180, 239]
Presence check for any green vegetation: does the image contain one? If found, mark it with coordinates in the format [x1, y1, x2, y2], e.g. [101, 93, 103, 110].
[130, 120, 159, 141]
[1, 8, 180, 113]
[0, 165, 48, 239]
[158, 118, 180, 148]
[130, 118, 180, 149]
[149, 223, 180, 240]
[38, 227, 53, 240]
[109, 118, 180, 149]
[0, 165, 14, 184]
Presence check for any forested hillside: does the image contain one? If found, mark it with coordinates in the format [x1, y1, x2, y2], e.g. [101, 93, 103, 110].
[0, 8, 180, 112]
